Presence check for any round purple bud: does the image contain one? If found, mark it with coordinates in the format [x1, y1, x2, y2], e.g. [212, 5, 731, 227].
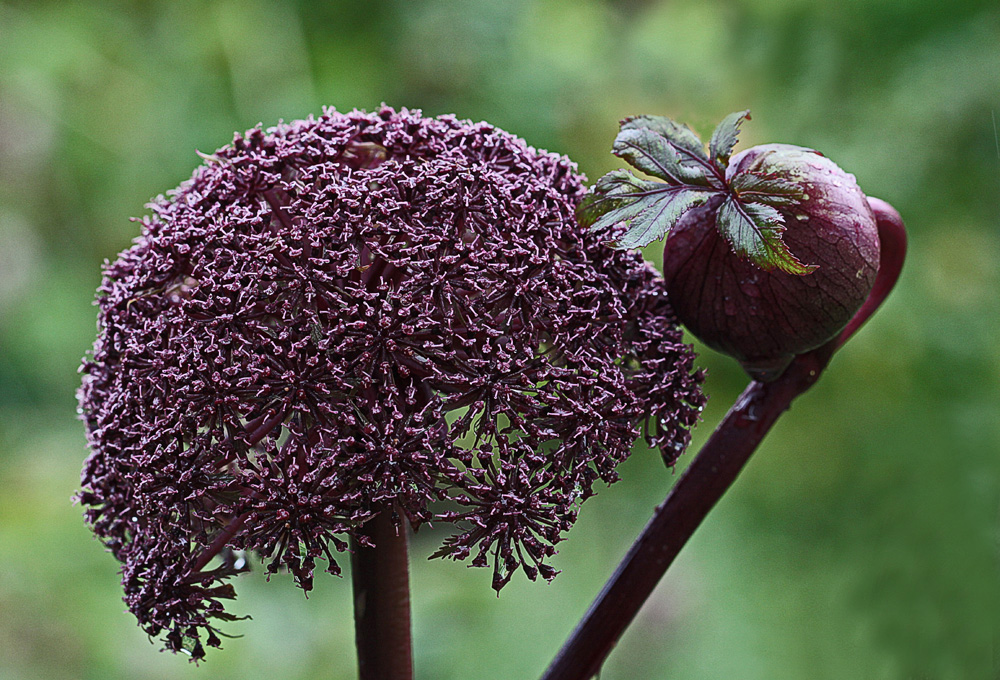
[661, 144, 880, 380]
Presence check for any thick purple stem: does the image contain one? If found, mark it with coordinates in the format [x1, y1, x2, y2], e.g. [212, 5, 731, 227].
[540, 198, 906, 680]
[352, 509, 414, 680]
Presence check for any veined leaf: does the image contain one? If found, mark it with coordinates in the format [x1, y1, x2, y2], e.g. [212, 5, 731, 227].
[577, 170, 712, 249]
[613, 128, 711, 185]
[614, 116, 715, 186]
[610, 189, 711, 249]
[709, 110, 751, 169]
[621, 115, 706, 158]
[715, 196, 817, 275]
[729, 170, 807, 208]
[587, 109, 814, 275]
[577, 170, 652, 228]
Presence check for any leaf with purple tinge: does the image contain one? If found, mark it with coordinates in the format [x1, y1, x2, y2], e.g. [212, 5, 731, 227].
[577, 170, 712, 249]
[728, 171, 805, 208]
[612, 120, 713, 185]
[708, 109, 750, 170]
[715, 195, 816, 275]
[582, 110, 815, 275]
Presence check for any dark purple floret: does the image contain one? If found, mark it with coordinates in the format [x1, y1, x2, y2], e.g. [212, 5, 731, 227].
[78, 106, 705, 658]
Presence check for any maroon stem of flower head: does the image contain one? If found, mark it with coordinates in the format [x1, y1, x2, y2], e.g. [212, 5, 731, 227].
[540, 198, 906, 680]
[351, 508, 414, 680]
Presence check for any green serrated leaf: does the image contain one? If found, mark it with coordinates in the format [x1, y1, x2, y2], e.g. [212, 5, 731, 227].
[586, 109, 816, 269]
[709, 110, 751, 169]
[613, 127, 710, 185]
[615, 115, 715, 187]
[715, 196, 817, 275]
[577, 169, 712, 249]
[576, 170, 650, 228]
[595, 168, 654, 197]
[609, 189, 711, 249]
[729, 170, 807, 208]
[620, 115, 707, 160]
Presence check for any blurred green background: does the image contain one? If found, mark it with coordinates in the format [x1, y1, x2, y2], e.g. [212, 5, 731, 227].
[1, 0, 998, 678]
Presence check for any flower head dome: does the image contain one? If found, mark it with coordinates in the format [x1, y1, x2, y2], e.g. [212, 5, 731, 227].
[78, 106, 705, 658]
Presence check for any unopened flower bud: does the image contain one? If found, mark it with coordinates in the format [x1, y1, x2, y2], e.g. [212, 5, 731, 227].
[580, 112, 883, 381]
[662, 144, 880, 379]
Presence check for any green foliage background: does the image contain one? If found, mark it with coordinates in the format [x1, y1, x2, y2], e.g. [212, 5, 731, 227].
[1, 1, 997, 678]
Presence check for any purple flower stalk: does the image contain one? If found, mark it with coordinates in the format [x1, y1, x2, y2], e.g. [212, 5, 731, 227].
[78, 107, 705, 659]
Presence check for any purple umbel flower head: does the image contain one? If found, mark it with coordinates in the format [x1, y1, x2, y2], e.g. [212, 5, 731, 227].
[78, 106, 705, 659]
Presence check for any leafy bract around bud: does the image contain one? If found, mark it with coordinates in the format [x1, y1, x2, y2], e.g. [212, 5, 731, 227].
[78, 106, 705, 659]
[663, 144, 880, 378]
[581, 112, 880, 380]
[579, 110, 816, 275]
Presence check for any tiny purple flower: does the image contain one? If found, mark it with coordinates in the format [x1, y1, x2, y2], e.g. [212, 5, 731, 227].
[78, 106, 705, 658]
